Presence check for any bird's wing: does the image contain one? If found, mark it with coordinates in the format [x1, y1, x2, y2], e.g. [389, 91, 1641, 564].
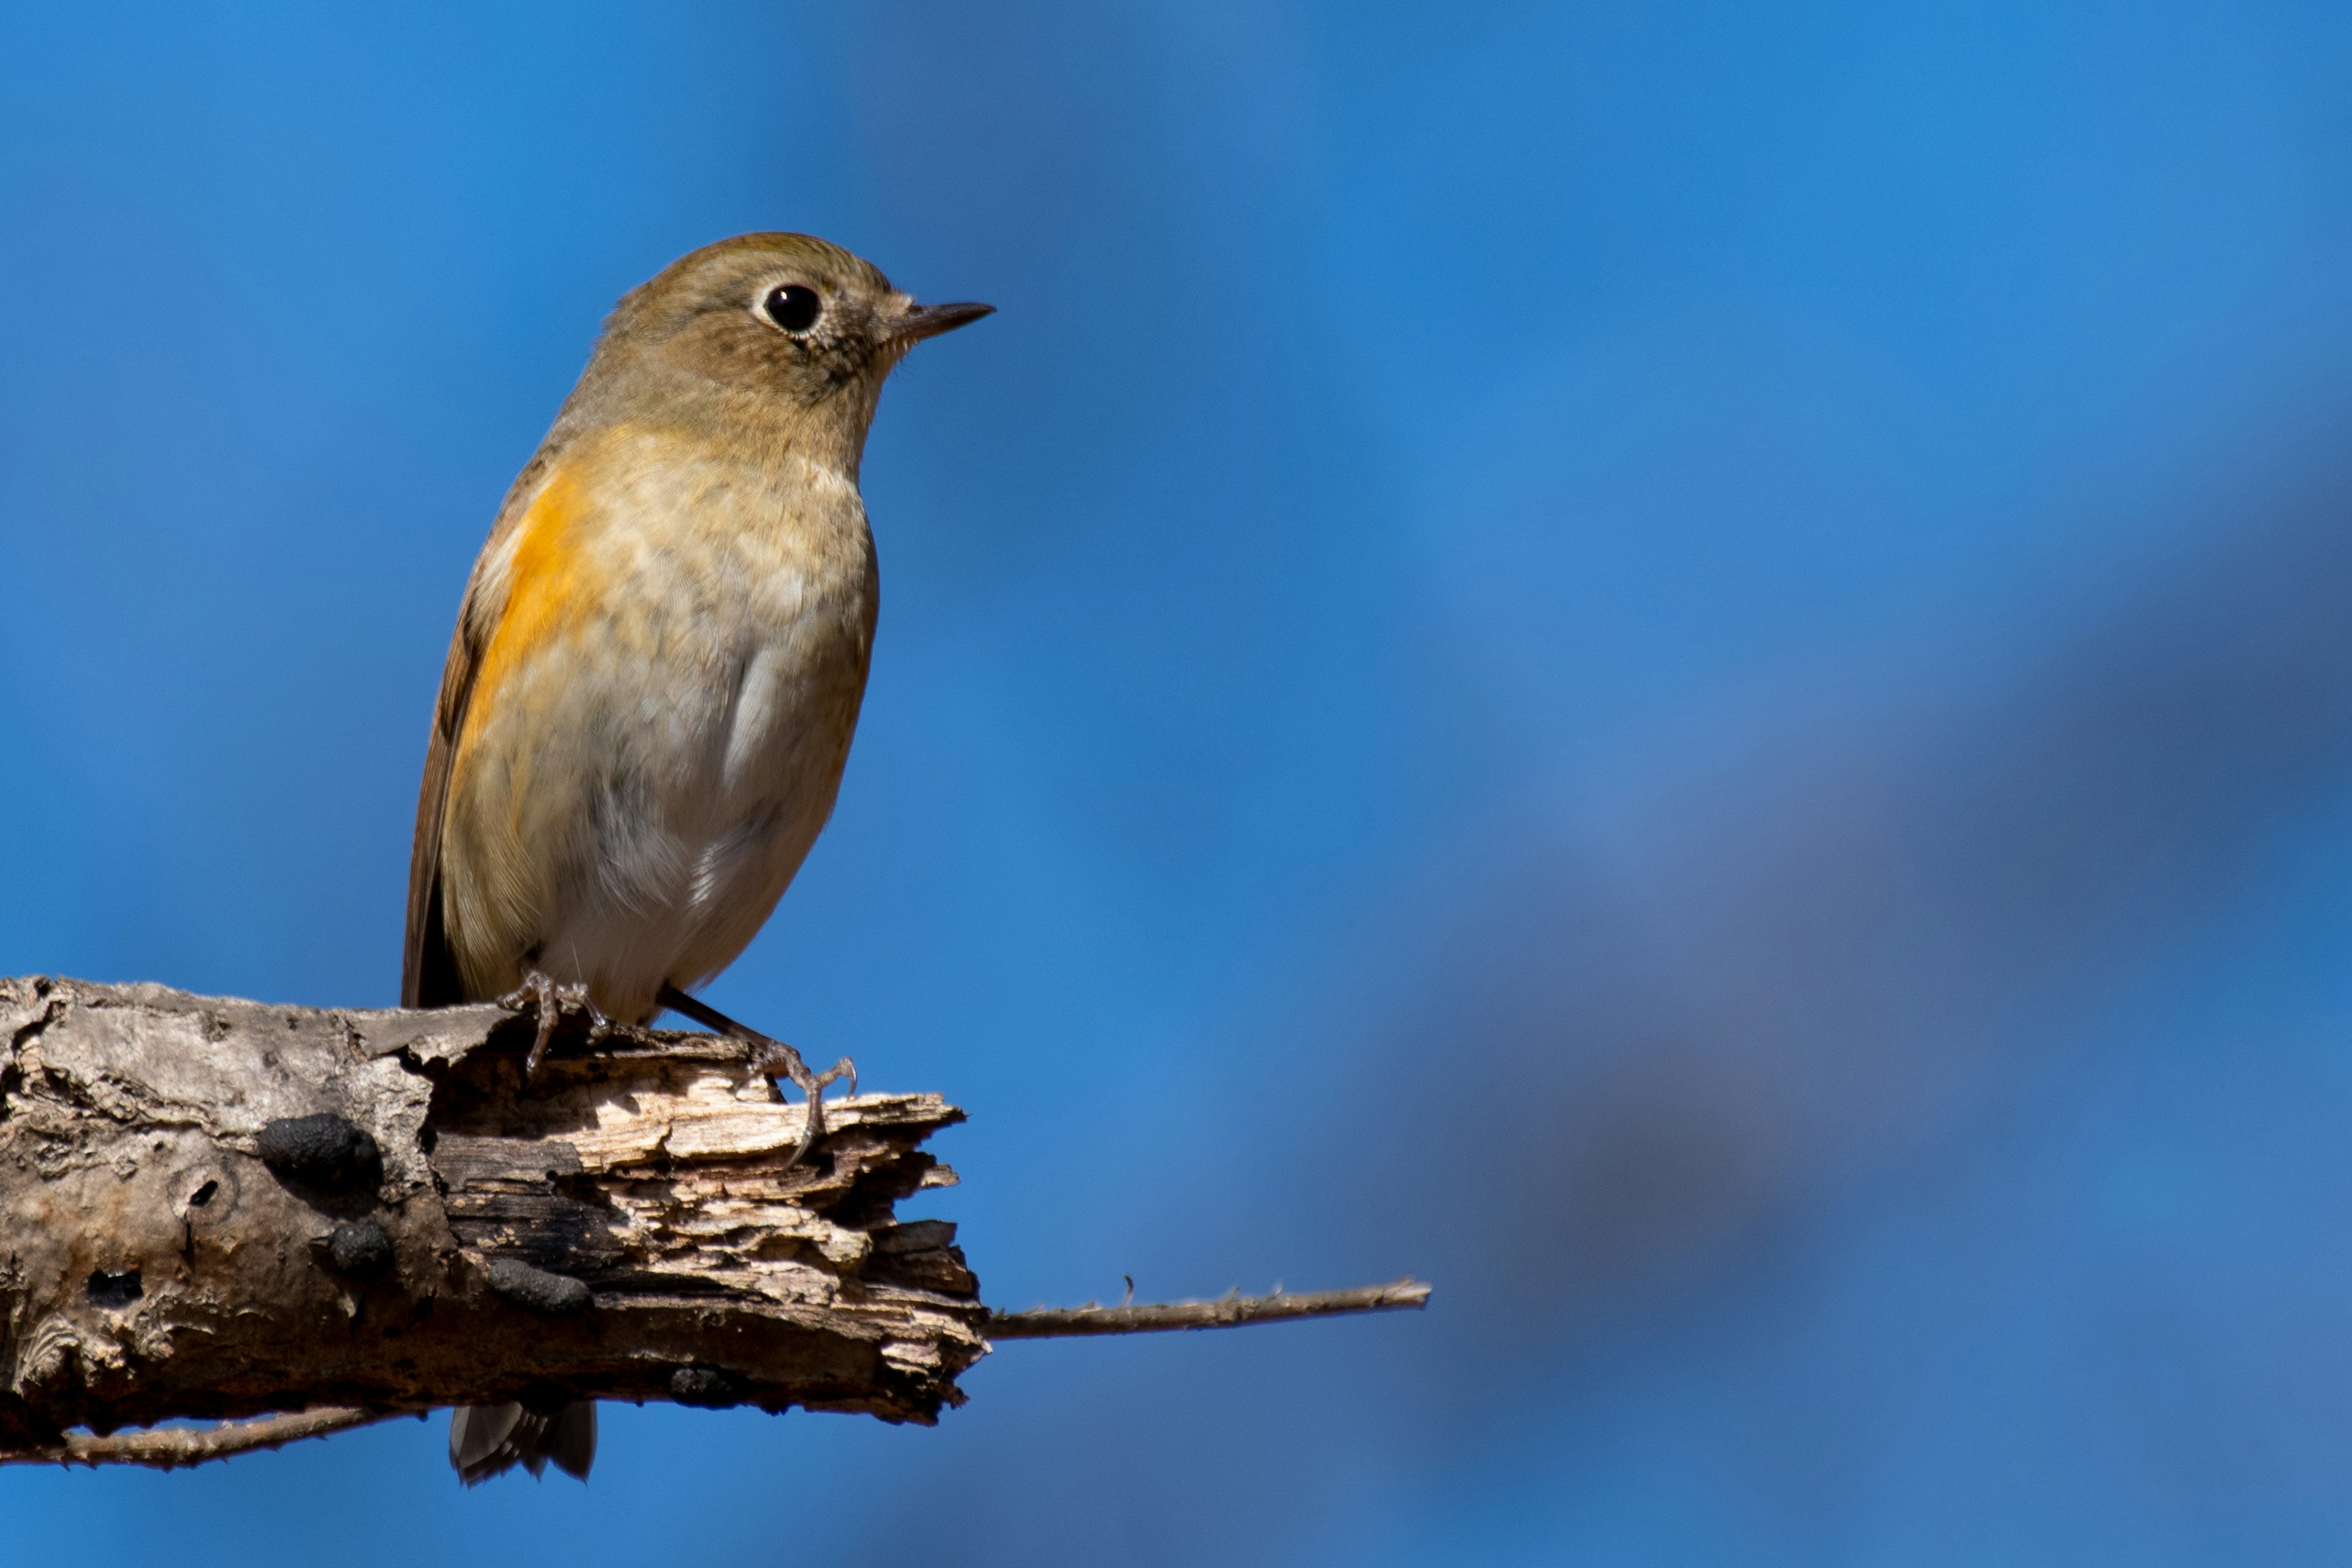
[402, 445, 567, 1008]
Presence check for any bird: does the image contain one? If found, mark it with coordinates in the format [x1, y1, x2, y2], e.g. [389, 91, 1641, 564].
[401, 232, 992, 1485]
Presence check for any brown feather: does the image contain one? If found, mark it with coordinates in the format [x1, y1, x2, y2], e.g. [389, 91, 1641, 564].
[401, 445, 565, 1008]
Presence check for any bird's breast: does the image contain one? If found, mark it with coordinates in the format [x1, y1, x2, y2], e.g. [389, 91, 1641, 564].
[583, 429, 880, 817]
[440, 424, 880, 1014]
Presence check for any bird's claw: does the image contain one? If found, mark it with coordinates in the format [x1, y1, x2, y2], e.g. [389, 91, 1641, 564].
[496, 970, 612, 1080]
[746, 1041, 858, 1168]
[652, 984, 852, 1171]
[818, 1055, 856, 1101]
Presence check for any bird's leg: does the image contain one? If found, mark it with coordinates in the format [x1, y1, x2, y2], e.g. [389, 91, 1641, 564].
[655, 984, 855, 1167]
[497, 970, 563, 1079]
[496, 970, 613, 1080]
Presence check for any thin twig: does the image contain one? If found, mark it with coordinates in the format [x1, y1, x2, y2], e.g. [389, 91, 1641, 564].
[0, 1407, 388, 1470]
[986, 1278, 1431, 1339]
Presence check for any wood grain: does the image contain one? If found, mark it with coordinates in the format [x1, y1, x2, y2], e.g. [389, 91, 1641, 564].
[0, 976, 981, 1453]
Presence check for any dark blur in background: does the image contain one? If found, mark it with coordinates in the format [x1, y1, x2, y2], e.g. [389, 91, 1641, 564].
[7, 2, 2352, 1562]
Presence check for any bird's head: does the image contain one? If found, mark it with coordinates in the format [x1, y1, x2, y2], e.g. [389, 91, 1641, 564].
[579, 232, 992, 462]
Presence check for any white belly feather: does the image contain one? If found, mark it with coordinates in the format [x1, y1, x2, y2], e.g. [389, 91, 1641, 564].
[514, 462, 877, 1022]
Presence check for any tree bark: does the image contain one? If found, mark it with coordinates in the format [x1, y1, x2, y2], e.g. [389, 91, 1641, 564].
[0, 975, 981, 1452]
[0, 975, 1430, 1465]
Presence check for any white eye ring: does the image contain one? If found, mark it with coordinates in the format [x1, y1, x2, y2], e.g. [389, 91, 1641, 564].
[760, 283, 823, 334]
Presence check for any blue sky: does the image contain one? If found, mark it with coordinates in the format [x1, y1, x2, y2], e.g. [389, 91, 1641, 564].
[6, 1, 2352, 1562]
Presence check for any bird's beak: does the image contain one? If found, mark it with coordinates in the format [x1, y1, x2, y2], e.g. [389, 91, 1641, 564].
[891, 300, 995, 343]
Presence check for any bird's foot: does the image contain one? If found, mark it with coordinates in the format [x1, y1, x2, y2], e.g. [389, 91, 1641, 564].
[747, 1039, 857, 1166]
[496, 970, 613, 1080]
[655, 984, 854, 1168]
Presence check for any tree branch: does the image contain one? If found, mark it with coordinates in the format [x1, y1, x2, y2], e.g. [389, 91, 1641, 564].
[0, 976, 1427, 1468]
[0, 974, 984, 1453]
[988, 1280, 1431, 1338]
[1, 1406, 388, 1470]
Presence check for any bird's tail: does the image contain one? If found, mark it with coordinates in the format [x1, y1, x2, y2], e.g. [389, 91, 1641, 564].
[449, 1398, 597, 1485]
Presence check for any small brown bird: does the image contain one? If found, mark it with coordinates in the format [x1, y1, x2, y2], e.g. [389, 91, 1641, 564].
[402, 233, 990, 1483]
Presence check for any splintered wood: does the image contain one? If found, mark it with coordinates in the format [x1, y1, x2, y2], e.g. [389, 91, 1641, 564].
[0, 976, 985, 1454]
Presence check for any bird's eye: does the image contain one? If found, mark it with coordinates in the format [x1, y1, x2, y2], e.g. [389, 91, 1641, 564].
[761, 284, 823, 334]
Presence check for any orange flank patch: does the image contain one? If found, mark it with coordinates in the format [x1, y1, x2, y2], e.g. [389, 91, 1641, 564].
[459, 465, 593, 759]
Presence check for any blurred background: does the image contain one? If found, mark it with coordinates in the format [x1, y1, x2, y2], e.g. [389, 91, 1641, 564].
[6, 1, 2352, 1561]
